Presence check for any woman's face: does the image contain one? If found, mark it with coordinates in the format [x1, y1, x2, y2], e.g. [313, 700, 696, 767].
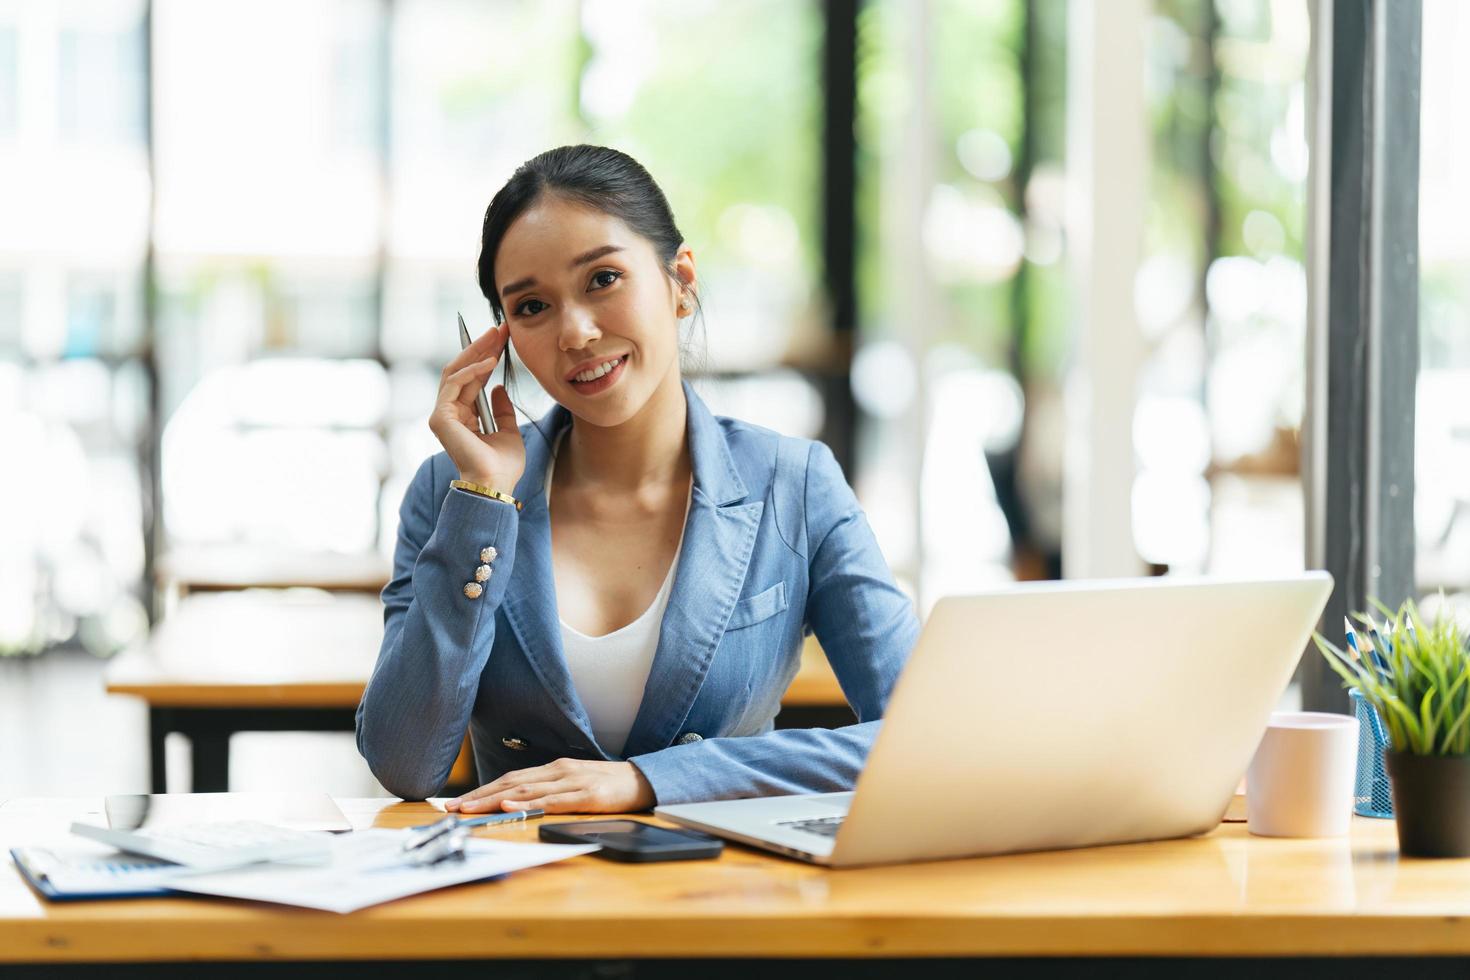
[495, 195, 695, 429]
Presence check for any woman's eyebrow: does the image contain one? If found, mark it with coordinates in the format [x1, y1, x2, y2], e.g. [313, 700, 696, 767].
[569, 243, 626, 269]
[500, 245, 627, 299]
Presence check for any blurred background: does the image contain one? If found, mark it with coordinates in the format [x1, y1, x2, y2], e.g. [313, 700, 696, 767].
[0, 0, 1464, 798]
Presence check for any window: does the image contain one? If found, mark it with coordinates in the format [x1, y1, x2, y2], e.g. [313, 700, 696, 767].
[58, 21, 146, 145]
[1417, 0, 1470, 598]
[854, 0, 1035, 607]
[0, 1, 150, 656]
[0, 24, 17, 137]
[1140, 0, 1309, 577]
[152, 0, 393, 557]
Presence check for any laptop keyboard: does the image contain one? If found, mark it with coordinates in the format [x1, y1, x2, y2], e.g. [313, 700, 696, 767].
[778, 815, 845, 839]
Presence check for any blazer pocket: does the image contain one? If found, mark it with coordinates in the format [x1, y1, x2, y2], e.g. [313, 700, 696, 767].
[725, 581, 788, 631]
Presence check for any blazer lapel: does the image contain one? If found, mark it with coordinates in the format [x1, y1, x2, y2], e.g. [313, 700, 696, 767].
[499, 403, 598, 744]
[620, 381, 762, 758]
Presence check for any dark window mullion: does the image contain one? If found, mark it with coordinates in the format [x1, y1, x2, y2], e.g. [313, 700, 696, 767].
[820, 0, 859, 477]
[1304, 0, 1422, 712]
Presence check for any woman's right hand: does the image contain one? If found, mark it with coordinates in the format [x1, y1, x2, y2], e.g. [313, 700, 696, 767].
[429, 322, 525, 492]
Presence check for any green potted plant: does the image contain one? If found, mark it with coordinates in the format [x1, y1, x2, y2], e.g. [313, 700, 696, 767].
[1315, 599, 1470, 858]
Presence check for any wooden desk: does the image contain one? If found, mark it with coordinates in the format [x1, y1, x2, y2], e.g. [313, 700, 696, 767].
[154, 546, 393, 598]
[3, 797, 1469, 972]
[105, 593, 848, 793]
[105, 592, 386, 794]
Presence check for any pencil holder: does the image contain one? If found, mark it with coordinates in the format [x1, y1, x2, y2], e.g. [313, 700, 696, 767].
[1350, 689, 1393, 818]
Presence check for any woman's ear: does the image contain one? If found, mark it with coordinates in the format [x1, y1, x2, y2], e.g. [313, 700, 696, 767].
[671, 243, 697, 302]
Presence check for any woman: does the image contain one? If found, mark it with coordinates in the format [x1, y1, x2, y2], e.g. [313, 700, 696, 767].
[356, 145, 920, 814]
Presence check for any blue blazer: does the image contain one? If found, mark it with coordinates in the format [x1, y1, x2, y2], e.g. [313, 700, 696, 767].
[356, 379, 921, 805]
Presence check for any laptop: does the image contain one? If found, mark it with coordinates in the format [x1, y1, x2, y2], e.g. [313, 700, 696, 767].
[656, 573, 1334, 868]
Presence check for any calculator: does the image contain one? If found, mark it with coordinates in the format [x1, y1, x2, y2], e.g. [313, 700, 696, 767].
[70, 819, 331, 871]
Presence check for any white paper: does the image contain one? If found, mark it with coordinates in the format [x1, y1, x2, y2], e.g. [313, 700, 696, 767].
[163, 829, 599, 913]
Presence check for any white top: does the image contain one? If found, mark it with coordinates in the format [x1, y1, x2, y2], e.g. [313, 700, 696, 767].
[548, 428, 692, 756]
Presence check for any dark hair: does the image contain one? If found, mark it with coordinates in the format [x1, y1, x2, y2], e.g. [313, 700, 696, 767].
[476, 145, 706, 440]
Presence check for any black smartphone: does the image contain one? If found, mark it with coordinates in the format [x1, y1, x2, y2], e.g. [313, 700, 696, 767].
[538, 819, 724, 862]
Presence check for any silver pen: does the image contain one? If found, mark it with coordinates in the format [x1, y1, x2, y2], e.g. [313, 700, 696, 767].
[400, 815, 470, 867]
[396, 808, 547, 868]
[458, 312, 497, 435]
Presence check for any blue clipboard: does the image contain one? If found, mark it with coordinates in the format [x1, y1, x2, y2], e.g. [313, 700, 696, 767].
[10, 846, 180, 901]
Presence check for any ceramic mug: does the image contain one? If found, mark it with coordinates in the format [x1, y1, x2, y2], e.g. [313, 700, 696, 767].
[1246, 711, 1359, 838]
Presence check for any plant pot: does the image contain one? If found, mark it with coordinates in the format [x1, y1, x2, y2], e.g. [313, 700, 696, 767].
[1384, 750, 1470, 858]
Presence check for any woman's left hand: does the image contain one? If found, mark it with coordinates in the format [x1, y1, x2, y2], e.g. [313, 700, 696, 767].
[444, 759, 656, 814]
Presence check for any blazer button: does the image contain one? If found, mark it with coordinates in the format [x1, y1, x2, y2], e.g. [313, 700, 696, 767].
[501, 736, 529, 751]
[677, 732, 703, 745]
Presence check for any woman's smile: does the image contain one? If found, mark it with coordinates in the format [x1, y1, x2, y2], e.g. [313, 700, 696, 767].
[567, 353, 628, 396]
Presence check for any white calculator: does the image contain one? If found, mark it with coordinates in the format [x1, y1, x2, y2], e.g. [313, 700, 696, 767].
[70, 819, 331, 871]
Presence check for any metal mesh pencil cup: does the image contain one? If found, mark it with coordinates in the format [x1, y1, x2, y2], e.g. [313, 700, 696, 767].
[1350, 689, 1393, 818]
